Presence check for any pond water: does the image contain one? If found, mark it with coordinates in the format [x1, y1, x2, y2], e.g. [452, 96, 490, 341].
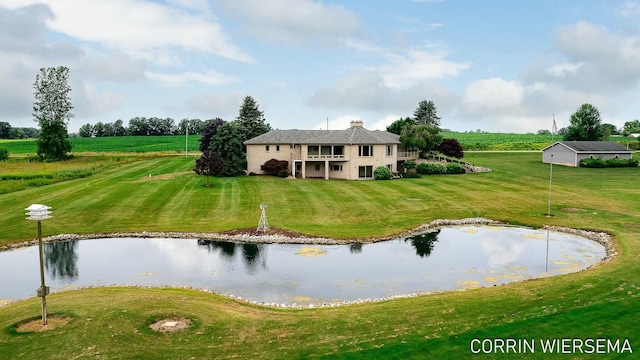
[0, 226, 606, 306]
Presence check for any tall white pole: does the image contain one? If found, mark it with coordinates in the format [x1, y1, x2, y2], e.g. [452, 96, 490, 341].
[547, 155, 553, 217]
[185, 121, 188, 158]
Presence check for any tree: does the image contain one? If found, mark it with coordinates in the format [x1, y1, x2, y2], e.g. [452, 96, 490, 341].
[400, 125, 443, 157]
[0, 122, 11, 139]
[78, 123, 93, 137]
[622, 120, 640, 136]
[236, 96, 271, 141]
[413, 100, 441, 128]
[386, 117, 414, 135]
[537, 129, 551, 135]
[601, 123, 619, 136]
[194, 150, 223, 186]
[563, 103, 604, 141]
[437, 138, 464, 158]
[199, 118, 225, 152]
[32, 66, 74, 160]
[210, 121, 246, 176]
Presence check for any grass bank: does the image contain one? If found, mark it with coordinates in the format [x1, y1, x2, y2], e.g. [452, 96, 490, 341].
[0, 152, 638, 358]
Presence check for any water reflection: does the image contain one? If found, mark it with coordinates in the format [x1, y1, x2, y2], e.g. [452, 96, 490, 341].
[44, 241, 79, 281]
[404, 230, 440, 257]
[197, 240, 266, 273]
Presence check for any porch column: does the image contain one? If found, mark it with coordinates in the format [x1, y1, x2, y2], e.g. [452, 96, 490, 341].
[324, 160, 329, 180]
[301, 161, 306, 179]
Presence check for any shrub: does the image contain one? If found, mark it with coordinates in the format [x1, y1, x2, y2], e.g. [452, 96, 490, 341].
[0, 147, 8, 161]
[374, 166, 392, 180]
[417, 163, 447, 174]
[277, 169, 289, 178]
[261, 158, 289, 176]
[579, 158, 606, 168]
[402, 160, 416, 172]
[446, 163, 464, 174]
[580, 157, 638, 168]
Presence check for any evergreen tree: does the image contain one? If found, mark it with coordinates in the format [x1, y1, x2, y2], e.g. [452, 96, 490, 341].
[211, 121, 246, 176]
[413, 100, 441, 128]
[32, 66, 74, 160]
[236, 96, 271, 140]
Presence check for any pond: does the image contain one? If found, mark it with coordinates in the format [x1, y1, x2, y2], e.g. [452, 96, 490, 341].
[0, 226, 606, 307]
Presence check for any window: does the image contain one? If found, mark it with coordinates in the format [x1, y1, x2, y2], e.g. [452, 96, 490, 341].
[386, 145, 393, 157]
[266, 145, 270, 152]
[314, 164, 321, 171]
[359, 145, 373, 157]
[387, 164, 393, 171]
[276, 145, 280, 152]
[358, 166, 373, 178]
[308, 146, 319, 156]
[331, 165, 343, 172]
[334, 146, 344, 156]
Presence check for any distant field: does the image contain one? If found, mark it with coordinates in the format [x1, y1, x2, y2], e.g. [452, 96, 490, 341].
[0, 135, 201, 154]
[0, 133, 635, 154]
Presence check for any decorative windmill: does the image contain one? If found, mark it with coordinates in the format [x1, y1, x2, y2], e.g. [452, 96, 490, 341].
[257, 203, 269, 233]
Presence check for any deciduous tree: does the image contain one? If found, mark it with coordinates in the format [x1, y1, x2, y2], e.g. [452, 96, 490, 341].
[386, 117, 414, 135]
[32, 66, 74, 160]
[400, 125, 443, 157]
[563, 103, 604, 141]
[194, 150, 223, 186]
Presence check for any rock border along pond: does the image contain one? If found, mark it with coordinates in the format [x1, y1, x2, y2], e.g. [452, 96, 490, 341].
[0, 218, 615, 308]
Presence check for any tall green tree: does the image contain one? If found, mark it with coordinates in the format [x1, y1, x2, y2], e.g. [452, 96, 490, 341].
[400, 125, 443, 157]
[0, 122, 11, 139]
[386, 117, 414, 135]
[211, 121, 246, 176]
[413, 100, 441, 128]
[236, 96, 271, 140]
[33, 66, 74, 160]
[563, 103, 604, 141]
[622, 120, 640, 136]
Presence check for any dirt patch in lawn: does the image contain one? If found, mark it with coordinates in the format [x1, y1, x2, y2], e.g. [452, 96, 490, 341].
[16, 315, 72, 333]
[149, 317, 192, 333]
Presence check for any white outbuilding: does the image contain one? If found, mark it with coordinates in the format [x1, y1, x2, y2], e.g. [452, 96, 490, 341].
[541, 141, 633, 167]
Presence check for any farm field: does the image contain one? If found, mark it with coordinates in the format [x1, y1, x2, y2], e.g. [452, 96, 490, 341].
[0, 151, 638, 358]
[1, 133, 634, 155]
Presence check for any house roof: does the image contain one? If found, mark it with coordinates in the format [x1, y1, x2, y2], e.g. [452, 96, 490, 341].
[243, 126, 401, 145]
[541, 141, 632, 153]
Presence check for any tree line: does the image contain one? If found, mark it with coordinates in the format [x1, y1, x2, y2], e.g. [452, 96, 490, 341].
[77, 117, 214, 137]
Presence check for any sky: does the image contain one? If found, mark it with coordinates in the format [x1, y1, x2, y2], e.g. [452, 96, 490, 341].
[2, 0, 640, 134]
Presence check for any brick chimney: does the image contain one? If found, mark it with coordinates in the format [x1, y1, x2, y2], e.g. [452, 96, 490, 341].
[350, 120, 364, 128]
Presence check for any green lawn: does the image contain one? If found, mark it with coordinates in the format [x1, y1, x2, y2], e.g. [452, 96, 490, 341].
[0, 152, 638, 359]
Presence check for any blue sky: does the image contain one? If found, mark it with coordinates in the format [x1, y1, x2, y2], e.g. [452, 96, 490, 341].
[2, 0, 640, 134]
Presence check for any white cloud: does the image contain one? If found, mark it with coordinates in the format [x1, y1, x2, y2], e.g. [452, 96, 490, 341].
[375, 49, 470, 88]
[187, 93, 245, 118]
[146, 70, 237, 86]
[463, 78, 524, 116]
[4, 0, 253, 64]
[218, 0, 361, 45]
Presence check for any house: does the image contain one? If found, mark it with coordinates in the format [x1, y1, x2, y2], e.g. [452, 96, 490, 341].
[628, 133, 640, 138]
[541, 141, 633, 167]
[244, 121, 414, 180]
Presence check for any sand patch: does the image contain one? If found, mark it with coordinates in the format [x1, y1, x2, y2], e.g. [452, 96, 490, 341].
[296, 247, 328, 257]
[457, 280, 480, 289]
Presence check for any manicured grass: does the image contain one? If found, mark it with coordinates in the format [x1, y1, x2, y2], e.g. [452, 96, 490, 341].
[0, 152, 638, 358]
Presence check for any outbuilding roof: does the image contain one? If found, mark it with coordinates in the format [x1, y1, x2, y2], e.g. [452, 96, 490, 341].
[541, 141, 632, 153]
[243, 126, 400, 145]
